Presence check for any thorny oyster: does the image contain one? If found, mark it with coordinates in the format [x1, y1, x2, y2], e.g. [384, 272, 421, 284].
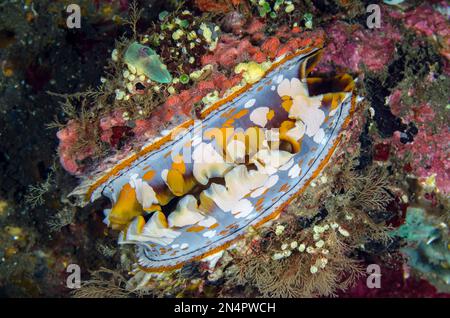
[71, 47, 356, 274]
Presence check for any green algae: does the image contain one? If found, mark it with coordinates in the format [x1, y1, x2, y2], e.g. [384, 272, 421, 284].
[392, 207, 450, 292]
[393, 207, 437, 241]
[124, 42, 172, 84]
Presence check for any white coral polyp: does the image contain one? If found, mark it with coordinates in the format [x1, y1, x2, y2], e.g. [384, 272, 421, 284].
[168, 195, 205, 228]
[120, 212, 181, 246]
[129, 173, 159, 209]
[202, 165, 268, 213]
[250, 149, 294, 175]
[277, 78, 325, 138]
[286, 121, 306, 141]
[192, 142, 233, 185]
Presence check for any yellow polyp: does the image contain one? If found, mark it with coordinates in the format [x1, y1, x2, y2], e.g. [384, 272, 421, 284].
[102, 5, 113, 16]
[156, 190, 175, 206]
[279, 120, 301, 153]
[266, 109, 275, 121]
[166, 170, 197, 197]
[281, 96, 293, 113]
[166, 169, 185, 196]
[2, 65, 14, 77]
[109, 184, 143, 230]
[136, 216, 146, 234]
[143, 204, 161, 212]
[424, 174, 436, 188]
[155, 211, 169, 228]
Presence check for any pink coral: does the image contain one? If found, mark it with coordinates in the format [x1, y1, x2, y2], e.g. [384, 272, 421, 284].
[99, 109, 127, 145]
[204, 36, 261, 68]
[387, 97, 450, 194]
[403, 4, 449, 39]
[390, 3, 450, 72]
[133, 117, 161, 141]
[202, 20, 324, 70]
[393, 127, 449, 194]
[387, 84, 449, 194]
[99, 110, 126, 131]
[57, 120, 94, 175]
[404, 4, 450, 72]
[318, 21, 401, 73]
[194, 0, 241, 13]
[246, 19, 265, 34]
[251, 51, 267, 63]
[57, 110, 131, 174]
[261, 37, 281, 59]
[388, 89, 403, 116]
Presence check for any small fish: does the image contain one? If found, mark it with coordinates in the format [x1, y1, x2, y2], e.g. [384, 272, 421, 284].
[124, 42, 172, 84]
[383, 0, 405, 5]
